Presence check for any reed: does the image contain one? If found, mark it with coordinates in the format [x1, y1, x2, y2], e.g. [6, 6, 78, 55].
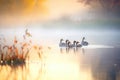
[0, 29, 42, 65]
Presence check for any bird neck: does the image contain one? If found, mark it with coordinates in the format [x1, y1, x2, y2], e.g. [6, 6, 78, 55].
[60, 40, 63, 43]
[81, 38, 85, 43]
[82, 38, 84, 41]
[68, 42, 71, 47]
[73, 42, 76, 45]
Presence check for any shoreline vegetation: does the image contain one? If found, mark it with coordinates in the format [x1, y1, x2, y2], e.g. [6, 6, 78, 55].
[0, 29, 42, 66]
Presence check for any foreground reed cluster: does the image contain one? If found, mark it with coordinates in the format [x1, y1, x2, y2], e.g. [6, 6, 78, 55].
[0, 29, 41, 65]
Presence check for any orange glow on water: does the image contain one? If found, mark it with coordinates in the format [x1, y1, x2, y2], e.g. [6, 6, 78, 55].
[0, 47, 93, 80]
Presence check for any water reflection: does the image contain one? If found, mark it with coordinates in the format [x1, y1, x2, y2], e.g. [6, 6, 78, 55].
[0, 47, 120, 80]
[60, 47, 85, 54]
[60, 47, 120, 80]
[0, 63, 43, 80]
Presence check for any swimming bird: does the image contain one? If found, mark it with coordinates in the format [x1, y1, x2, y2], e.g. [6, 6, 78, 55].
[76, 41, 82, 47]
[67, 41, 77, 48]
[68, 41, 77, 48]
[73, 41, 77, 47]
[67, 41, 71, 48]
[81, 37, 89, 46]
[59, 39, 69, 47]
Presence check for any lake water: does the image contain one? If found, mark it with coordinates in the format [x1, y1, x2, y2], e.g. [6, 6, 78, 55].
[0, 28, 120, 80]
[0, 46, 120, 80]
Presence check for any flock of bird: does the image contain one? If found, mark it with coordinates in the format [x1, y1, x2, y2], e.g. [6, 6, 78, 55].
[59, 37, 89, 48]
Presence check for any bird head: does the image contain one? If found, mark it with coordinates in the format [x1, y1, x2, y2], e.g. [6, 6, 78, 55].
[73, 41, 76, 44]
[60, 39, 63, 42]
[76, 41, 80, 44]
[66, 39, 69, 43]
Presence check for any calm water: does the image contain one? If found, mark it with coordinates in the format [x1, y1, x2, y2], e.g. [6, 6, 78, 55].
[0, 28, 120, 80]
[0, 46, 120, 80]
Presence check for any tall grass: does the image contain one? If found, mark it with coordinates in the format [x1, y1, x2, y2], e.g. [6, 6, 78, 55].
[0, 29, 42, 65]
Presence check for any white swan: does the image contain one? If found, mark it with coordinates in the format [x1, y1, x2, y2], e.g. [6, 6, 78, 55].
[76, 41, 82, 47]
[73, 41, 77, 47]
[67, 41, 76, 48]
[59, 39, 69, 47]
[81, 37, 89, 46]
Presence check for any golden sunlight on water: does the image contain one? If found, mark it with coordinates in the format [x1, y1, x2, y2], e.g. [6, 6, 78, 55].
[0, 46, 93, 80]
[1, 45, 120, 80]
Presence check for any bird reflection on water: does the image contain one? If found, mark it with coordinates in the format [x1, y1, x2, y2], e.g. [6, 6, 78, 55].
[60, 47, 85, 54]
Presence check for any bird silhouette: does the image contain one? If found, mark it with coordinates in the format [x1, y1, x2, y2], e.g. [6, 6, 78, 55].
[25, 29, 32, 37]
[14, 36, 18, 44]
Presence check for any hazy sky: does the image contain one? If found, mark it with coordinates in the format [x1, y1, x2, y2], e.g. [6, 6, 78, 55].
[0, 0, 120, 46]
[0, 0, 120, 29]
